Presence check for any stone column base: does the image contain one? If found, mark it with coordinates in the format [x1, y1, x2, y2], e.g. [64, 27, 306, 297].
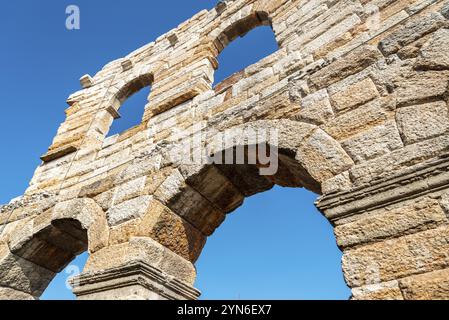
[70, 260, 201, 300]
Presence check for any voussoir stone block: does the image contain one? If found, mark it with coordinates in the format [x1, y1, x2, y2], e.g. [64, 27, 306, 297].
[0, 244, 55, 297]
[395, 70, 449, 107]
[324, 97, 392, 141]
[0, 287, 35, 300]
[297, 129, 354, 183]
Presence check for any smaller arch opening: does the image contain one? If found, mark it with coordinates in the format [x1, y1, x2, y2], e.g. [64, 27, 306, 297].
[213, 12, 279, 86]
[107, 74, 153, 137]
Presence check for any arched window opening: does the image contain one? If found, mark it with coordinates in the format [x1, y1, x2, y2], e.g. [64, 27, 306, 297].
[195, 186, 351, 300]
[213, 16, 279, 86]
[107, 85, 151, 137]
[106, 73, 153, 137]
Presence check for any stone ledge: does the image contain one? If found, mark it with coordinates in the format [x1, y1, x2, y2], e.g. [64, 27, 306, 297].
[40, 145, 78, 163]
[70, 260, 201, 300]
[317, 154, 449, 221]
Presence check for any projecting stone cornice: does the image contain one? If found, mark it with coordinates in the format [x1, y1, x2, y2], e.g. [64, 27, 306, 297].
[317, 154, 449, 221]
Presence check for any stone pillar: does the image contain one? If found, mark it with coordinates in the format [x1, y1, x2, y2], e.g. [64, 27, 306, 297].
[70, 237, 201, 300]
[317, 157, 449, 300]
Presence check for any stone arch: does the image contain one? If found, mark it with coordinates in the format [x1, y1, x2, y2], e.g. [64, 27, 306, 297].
[194, 3, 280, 88]
[91, 68, 154, 139]
[209, 9, 274, 54]
[0, 198, 108, 299]
[107, 68, 154, 112]
[152, 120, 354, 264]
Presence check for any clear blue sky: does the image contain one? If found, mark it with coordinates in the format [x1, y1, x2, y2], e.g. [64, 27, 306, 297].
[0, 1, 350, 300]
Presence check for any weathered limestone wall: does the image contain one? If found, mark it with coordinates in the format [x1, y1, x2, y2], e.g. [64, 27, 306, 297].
[1, 0, 449, 300]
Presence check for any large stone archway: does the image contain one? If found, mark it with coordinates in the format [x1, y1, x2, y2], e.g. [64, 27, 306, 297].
[2, 0, 449, 300]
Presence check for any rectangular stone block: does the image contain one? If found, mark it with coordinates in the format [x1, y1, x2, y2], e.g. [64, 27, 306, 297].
[416, 28, 449, 70]
[342, 226, 449, 287]
[112, 176, 147, 206]
[154, 170, 225, 236]
[379, 12, 446, 55]
[302, 14, 362, 55]
[309, 45, 383, 89]
[352, 280, 404, 300]
[349, 134, 449, 185]
[137, 199, 206, 262]
[399, 268, 449, 300]
[296, 89, 334, 125]
[324, 97, 391, 140]
[396, 101, 449, 145]
[329, 77, 380, 112]
[341, 120, 403, 163]
[107, 195, 152, 226]
[396, 71, 449, 106]
[297, 129, 354, 183]
[335, 198, 448, 248]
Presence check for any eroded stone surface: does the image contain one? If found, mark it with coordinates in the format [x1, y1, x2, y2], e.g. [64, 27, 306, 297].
[396, 101, 449, 144]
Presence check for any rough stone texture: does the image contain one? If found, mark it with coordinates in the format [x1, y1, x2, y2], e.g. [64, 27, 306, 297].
[2, 0, 449, 300]
[416, 28, 449, 70]
[107, 195, 153, 226]
[0, 288, 35, 300]
[335, 198, 448, 248]
[396, 101, 449, 144]
[378, 12, 446, 55]
[395, 70, 449, 107]
[342, 226, 449, 288]
[341, 121, 403, 163]
[295, 89, 334, 125]
[352, 281, 404, 300]
[0, 244, 55, 297]
[84, 237, 197, 285]
[309, 45, 383, 89]
[329, 77, 380, 113]
[399, 268, 449, 300]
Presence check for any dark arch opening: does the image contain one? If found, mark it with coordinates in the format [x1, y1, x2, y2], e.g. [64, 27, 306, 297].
[213, 15, 279, 86]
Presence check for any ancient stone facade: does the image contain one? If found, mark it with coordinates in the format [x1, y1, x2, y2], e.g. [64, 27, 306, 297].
[1, 0, 449, 300]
